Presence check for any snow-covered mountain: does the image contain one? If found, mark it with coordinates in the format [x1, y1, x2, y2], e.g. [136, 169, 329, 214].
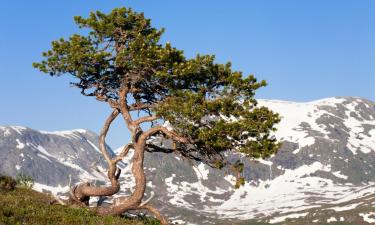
[0, 127, 109, 195]
[0, 97, 374, 224]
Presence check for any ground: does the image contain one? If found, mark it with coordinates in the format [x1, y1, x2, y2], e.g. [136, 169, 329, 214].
[0, 187, 161, 225]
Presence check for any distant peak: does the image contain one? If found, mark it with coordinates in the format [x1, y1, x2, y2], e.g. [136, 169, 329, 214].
[258, 96, 372, 106]
[0, 125, 95, 137]
[39, 129, 90, 136]
[0, 126, 28, 135]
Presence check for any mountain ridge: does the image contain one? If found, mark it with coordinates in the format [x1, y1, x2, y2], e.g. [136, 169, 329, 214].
[0, 96, 374, 224]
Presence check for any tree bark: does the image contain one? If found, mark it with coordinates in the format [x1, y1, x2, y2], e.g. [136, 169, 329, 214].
[95, 134, 169, 225]
[91, 86, 170, 224]
[96, 141, 146, 215]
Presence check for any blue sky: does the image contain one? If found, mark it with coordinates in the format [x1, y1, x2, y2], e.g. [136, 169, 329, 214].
[0, 0, 374, 148]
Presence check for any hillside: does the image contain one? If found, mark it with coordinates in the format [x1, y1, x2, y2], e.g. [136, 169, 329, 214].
[0, 186, 160, 225]
[0, 97, 374, 224]
[1, 185, 374, 225]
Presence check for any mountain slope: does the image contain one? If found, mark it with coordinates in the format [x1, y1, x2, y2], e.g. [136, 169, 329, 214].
[0, 97, 374, 225]
[0, 126, 109, 195]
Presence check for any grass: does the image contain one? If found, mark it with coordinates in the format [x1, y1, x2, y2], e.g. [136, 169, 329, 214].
[0, 187, 161, 225]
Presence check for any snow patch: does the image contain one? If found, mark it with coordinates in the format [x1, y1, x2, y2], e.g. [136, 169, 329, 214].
[359, 212, 375, 223]
[257, 99, 340, 151]
[87, 140, 100, 153]
[342, 101, 375, 154]
[33, 183, 69, 196]
[329, 202, 361, 212]
[162, 121, 174, 131]
[15, 139, 25, 149]
[37, 153, 52, 162]
[40, 129, 86, 139]
[327, 217, 337, 223]
[34, 144, 55, 158]
[213, 162, 333, 219]
[193, 163, 209, 180]
[269, 212, 308, 223]
[254, 159, 273, 166]
[3, 128, 11, 136]
[165, 171, 227, 209]
[332, 171, 348, 180]
[11, 126, 27, 135]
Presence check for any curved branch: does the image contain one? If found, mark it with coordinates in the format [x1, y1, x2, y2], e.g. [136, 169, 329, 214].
[146, 143, 174, 153]
[139, 204, 169, 225]
[141, 125, 190, 145]
[74, 182, 120, 199]
[132, 115, 159, 126]
[68, 175, 84, 205]
[129, 103, 152, 111]
[112, 143, 133, 163]
[69, 185, 87, 206]
[94, 122, 171, 224]
[72, 109, 122, 204]
[96, 144, 147, 216]
[119, 86, 136, 133]
[95, 95, 120, 109]
[99, 109, 120, 163]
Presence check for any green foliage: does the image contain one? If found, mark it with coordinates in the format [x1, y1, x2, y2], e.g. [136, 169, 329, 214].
[15, 173, 34, 189]
[232, 160, 245, 189]
[232, 160, 244, 174]
[0, 175, 16, 191]
[0, 187, 161, 225]
[234, 177, 245, 189]
[33, 7, 281, 185]
[32, 7, 171, 100]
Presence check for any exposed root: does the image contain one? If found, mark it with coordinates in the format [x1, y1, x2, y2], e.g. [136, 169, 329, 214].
[139, 203, 169, 225]
[68, 175, 80, 204]
[140, 191, 155, 207]
[52, 195, 67, 205]
[69, 184, 89, 206]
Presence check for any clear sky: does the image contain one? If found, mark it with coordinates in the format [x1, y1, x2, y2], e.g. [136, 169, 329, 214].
[0, 0, 374, 148]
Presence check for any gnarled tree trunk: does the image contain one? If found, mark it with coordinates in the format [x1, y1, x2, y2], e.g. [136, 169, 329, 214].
[71, 86, 170, 224]
[96, 132, 169, 225]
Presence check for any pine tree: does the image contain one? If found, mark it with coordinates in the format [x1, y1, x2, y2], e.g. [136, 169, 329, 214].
[33, 7, 280, 224]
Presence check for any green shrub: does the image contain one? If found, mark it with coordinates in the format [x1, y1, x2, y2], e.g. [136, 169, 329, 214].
[234, 177, 245, 189]
[0, 175, 16, 191]
[16, 173, 34, 189]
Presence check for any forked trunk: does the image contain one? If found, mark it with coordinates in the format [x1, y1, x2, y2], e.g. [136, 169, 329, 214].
[73, 89, 169, 224]
[96, 142, 146, 214]
[95, 138, 169, 225]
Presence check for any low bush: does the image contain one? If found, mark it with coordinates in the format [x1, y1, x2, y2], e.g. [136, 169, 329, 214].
[0, 175, 16, 191]
[15, 173, 34, 189]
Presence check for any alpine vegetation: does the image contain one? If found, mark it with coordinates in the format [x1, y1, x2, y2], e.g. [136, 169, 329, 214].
[33, 7, 280, 224]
